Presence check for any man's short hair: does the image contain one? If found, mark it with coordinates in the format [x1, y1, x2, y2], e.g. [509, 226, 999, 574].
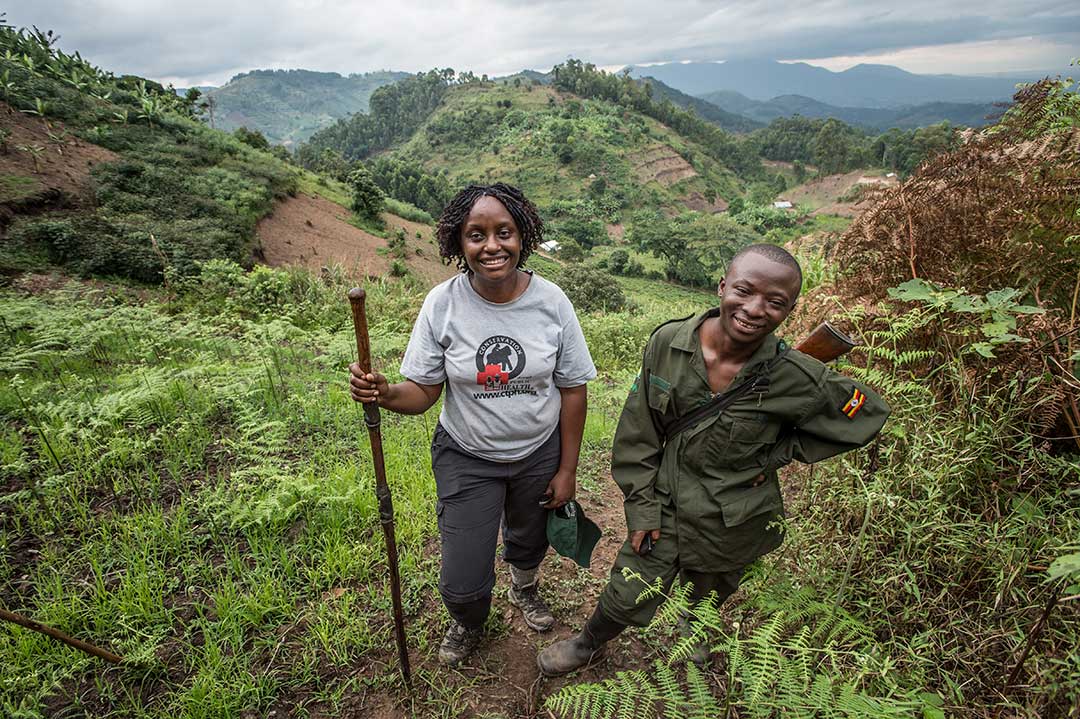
[729, 243, 803, 291]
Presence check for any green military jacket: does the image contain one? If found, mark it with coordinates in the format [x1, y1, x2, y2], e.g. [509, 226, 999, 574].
[612, 308, 890, 571]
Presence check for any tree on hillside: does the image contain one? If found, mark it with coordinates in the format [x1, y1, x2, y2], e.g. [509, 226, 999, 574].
[812, 118, 855, 174]
[871, 122, 958, 175]
[367, 156, 453, 217]
[297, 69, 453, 166]
[233, 126, 270, 151]
[630, 210, 758, 287]
[347, 165, 385, 221]
[607, 248, 630, 275]
[557, 264, 627, 312]
[315, 148, 352, 182]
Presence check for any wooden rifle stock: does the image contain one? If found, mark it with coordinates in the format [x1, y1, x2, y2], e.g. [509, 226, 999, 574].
[794, 322, 857, 363]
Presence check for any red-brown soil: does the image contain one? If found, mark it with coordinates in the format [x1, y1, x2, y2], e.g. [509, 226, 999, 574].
[632, 145, 698, 188]
[0, 102, 118, 213]
[683, 192, 729, 213]
[255, 193, 455, 285]
[327, 470, 665, 719]
[783, 169, 898, 217]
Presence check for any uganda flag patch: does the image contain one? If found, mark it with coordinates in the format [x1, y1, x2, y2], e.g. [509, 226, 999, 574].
[841, 387, 866, 418]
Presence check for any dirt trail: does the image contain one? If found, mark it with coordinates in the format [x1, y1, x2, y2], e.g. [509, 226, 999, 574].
[255, 193, 455, 285]
[331, 470, 662, 719]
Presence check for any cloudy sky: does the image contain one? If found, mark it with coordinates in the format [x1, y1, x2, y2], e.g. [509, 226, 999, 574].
[9, 1, 1079, 87]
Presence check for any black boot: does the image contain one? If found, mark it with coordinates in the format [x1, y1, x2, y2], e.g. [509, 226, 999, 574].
[536, 607, 625, 677]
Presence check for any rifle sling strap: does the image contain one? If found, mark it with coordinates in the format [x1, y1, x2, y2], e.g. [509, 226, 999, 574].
[655, 344, 789, 443]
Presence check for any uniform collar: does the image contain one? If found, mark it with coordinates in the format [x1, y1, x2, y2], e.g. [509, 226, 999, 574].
[671, 308, 783, 370]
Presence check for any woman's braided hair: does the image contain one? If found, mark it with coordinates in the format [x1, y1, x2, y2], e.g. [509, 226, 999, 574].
[436, 183, 544, 272]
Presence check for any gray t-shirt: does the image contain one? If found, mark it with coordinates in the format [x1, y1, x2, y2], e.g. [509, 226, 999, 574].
[400, 272, 597, 462]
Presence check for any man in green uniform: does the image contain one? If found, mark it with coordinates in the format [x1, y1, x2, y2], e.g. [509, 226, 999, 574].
[537, 244, 889, 676]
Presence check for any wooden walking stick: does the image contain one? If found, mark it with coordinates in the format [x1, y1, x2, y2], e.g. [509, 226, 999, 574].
[0, 606, 123, 663]
[348, 287, 411, 687]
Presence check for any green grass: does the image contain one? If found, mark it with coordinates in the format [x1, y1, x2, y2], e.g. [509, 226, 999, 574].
[0, 173, 40, 203]
[589, 244, 666, 274]
[761, 212, 852, 247]
[2, 263, 1077, 718]
[0, 261, 718, 717]
[295, 169, 352, 208]
[383, 197, 434, 225]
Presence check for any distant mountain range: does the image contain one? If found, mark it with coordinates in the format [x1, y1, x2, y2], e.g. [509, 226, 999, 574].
[202, 69, 409, 145]
[698, 90, 1001, 130]
[637, 78, 763, 132]
[625, 60, 1035, 108]
[190, 60, 1030, 147]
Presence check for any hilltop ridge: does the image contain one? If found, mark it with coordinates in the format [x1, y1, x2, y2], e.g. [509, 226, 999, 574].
[625, 59, 1034, 106]
[204, 68, 409, 145]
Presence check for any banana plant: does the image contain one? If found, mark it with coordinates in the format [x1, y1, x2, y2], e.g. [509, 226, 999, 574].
[17, 143, 44, 172]
[21, 96, 47, 117]
[46, 128, 68, 155]
[138, 95, 163, 127]
[0, 68, 15, 101]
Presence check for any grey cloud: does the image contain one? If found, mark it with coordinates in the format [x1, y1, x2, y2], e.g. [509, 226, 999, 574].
[8, 0, 1079, 85]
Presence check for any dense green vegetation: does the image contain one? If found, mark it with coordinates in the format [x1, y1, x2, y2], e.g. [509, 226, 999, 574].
[550, 60, 762, 179]
[634, 77, 763, 133]
[2, 17, 1078, 719]
[388, 80, 744, 219]
[749, 115, 959, 176]
[0, 26, 298, 283]
[297, 69, 455, 166]
[365, 156, 454, 219]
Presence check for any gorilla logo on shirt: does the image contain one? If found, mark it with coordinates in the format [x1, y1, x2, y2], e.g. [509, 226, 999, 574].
[476, 335, 526, 387]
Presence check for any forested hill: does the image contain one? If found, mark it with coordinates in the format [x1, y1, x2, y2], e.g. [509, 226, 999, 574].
[298, 61, 762, 217]
[699, 89, 998, 131]
[204, 68, 409, 145]
[636, 77, 763, 133]
[493, 69, 763, 134]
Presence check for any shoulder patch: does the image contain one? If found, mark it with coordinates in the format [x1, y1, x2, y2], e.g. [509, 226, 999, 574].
[648, 373, 671, 392]
[841, 387, 866, 418]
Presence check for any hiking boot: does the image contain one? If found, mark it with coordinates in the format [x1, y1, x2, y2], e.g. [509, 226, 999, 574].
[679, 615, 710, 668]
[537, 607, 626, 677]
[508, 565, 555, 632]
[438, 619, 483, 667]
[537, 630, 602, 677]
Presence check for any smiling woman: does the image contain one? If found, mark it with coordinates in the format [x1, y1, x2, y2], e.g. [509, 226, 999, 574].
[349, 182, 598, 667]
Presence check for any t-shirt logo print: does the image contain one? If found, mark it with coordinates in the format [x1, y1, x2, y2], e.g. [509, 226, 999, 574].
[476, 335, 526, 389]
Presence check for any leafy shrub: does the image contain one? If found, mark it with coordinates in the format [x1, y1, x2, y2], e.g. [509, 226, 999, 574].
[551, 215, 607, 249]
[607, 249, 629, 275]
[347, 165, 385, 221]
[578, 311, 652, 371]
[557, 239, 586, 263]
[233, 126, 270, 151]
[732, 204, 798, 233]
[557, 264, 627, 313]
